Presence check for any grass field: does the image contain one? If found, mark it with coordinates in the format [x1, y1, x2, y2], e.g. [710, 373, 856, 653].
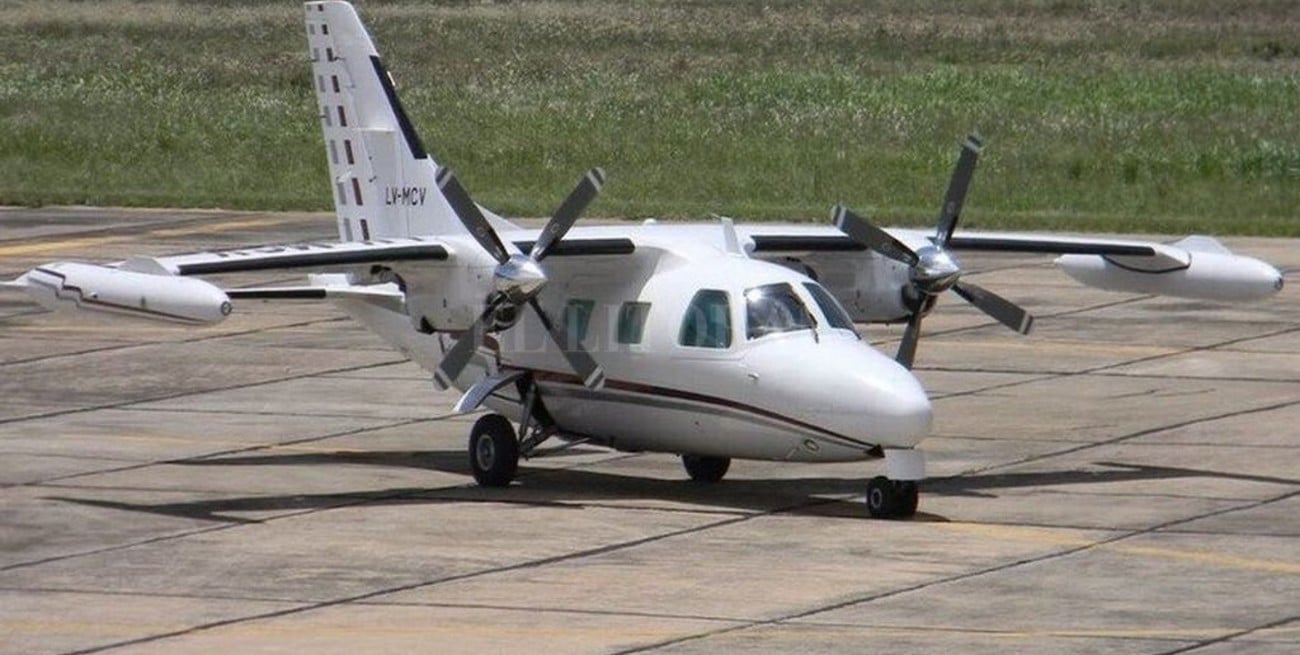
[1, 1, 1298, 235]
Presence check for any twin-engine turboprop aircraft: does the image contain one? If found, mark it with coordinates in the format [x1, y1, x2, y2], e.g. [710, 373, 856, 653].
[4, 1, 1283, 518]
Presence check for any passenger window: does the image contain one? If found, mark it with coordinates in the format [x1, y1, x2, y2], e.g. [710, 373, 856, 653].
[563, 299, 595, 345]
[617, 302, 651, 344]
[678, 290, 732, 349]
[745, 283, 812, 339]
[802, 282, 857, 331]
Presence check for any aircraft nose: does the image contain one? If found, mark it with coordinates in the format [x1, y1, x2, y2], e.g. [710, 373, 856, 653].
[820, 344, 933, 448]
[859, 363, 933, 447]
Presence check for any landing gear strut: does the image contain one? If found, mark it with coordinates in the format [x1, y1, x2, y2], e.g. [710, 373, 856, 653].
[466, 372, 555, 488]
[681, 455, 730, 482]
[865, 476, 919, 519]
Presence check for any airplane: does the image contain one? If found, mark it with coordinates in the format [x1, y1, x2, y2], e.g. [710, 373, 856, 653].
[2, 1, 1283, 519]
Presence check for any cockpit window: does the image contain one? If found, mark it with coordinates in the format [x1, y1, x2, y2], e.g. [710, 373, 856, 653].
[802, 282, 856, 331]
[745, 283, 813, 339]
[679, 289, 732, 349]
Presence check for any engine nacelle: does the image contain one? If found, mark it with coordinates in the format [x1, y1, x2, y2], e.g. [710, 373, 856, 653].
[796, 253, 914, 323]
[1056, 244, 1283, 303]
[11, 262, 232, 325]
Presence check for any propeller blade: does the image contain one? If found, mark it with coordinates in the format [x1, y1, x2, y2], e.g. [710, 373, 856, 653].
[435, 166, 511, 265]
[528, 298, 606, 389]
[951, 280, 1034, 335]
[433, 303, 497, 390]
[895, 310, 924, 369]
[934, 133, 983, 247]
[530, 167, 606, 262]
[831, 205, 919, 266]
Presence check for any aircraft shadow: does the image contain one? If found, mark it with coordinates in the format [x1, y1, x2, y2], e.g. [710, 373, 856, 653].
[49, 452, 1297, 525]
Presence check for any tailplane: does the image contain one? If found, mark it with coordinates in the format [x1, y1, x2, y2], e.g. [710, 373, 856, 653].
[306, 1, 468, 240]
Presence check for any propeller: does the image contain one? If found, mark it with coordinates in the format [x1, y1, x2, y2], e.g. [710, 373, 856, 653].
[432, 167, 608, 390]
[832, 134, 1033, 368]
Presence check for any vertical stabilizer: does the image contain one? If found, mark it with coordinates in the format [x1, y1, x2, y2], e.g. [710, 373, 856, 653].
[305, 1, 464, 240]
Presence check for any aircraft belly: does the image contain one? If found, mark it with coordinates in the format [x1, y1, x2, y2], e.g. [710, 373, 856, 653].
[536, 383, 874, 463]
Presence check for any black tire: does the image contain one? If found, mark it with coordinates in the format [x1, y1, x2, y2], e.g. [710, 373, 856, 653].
[866, 476, 919, 519]
[468, 414, 518, 487]
[682, 455, 730, 482]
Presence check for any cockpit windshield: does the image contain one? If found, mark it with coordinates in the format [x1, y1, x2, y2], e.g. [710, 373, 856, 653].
[745, 283, 813, 339]
[802, 282, 856, 332]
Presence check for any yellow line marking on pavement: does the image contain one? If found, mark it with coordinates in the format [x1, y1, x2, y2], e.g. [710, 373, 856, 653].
[0, 217, 294, 257]
[942, 522, 1300, 574]
[786, 623, 1300, 641]
[919, 339, 1178, 358]
[88, 433, 373, 455]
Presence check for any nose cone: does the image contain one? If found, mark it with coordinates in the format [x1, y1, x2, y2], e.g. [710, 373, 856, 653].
[844, 350, 933, 447]
[761, 338, 932, 448]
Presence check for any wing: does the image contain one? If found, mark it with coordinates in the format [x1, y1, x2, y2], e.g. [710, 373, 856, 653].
[739, 224, 1283, 313]
[127, 237, 450, 276]
[3, 237, 456, 325]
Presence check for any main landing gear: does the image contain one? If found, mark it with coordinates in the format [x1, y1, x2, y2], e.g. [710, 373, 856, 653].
[466, 373, 554, 488]
[468, 414, 518, 487]
[681, 455, 730, 482]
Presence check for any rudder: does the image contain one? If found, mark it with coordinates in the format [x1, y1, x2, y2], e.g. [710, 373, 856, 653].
[305, 1, 464, 240]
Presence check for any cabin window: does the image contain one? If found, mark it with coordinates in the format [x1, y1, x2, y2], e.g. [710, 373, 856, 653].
[745, 283, 812, 339]
[802, 282, 856, 332]
[563, 299, 595, 346]
[679, 289, 731, 349]
[616, 302, 651, 344]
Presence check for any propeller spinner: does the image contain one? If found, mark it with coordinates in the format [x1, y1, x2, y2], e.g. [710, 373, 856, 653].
[432, 167, 608, 390]
[833, 134, 1033, 368]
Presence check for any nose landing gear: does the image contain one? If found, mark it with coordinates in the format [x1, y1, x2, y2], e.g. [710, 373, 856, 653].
[865, 476, 919, 519]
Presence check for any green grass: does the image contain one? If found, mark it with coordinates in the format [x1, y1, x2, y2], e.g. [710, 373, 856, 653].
[1, 0, 1299, 235]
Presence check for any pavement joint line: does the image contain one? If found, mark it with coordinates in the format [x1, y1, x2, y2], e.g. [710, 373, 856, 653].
[0, 314, 352, 370]
[81, 406, 441, 420]
[0, 585, 321, 607]
[7, 448, 649, 574]
[948, 397, 1300, 479]
[356, 599, 758, 625]
[778, 618, 1296, 642]
[607, 487, 1300, 655]
[921, 365, 1300, 386]
[18, 445, 821, 653]
[48, 507, 774, 655]
[868, 293, 1160, 348]
[0, 354, 410, 459]
[1149, 614, 1300, 655]
[0, 416, 435, 572]
[930, 323, 1300, 405]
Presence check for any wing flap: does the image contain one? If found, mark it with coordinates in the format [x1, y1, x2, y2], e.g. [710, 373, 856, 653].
[126, 238, 451, 276]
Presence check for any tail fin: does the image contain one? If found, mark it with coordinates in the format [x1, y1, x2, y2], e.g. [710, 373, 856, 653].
[305, 1, 464, 240]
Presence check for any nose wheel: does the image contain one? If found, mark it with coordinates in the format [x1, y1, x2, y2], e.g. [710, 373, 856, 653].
[866, 476, 919, 519]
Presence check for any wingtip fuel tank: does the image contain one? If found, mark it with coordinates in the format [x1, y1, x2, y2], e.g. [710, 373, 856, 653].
[8, 262, 232, 325]
[1055, 238, 1283, 303]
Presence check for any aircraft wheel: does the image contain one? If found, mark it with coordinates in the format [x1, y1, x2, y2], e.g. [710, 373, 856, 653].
[866, 476, 918, 519]
[468, 414, 518, 487]
[681, 455, 730, 482]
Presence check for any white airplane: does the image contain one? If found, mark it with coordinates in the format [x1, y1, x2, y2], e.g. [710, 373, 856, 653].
[3, 1, 1283, 518]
